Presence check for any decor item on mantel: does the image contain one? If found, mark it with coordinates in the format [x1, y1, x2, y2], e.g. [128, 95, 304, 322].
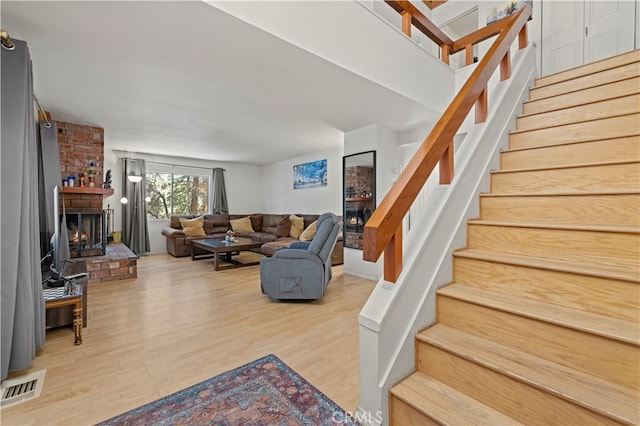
[103, 169, 112, 189]
[86, 159, 98, 188]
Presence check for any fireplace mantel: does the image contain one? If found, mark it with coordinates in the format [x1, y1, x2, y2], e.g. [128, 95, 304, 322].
[61, 187, 114, 197]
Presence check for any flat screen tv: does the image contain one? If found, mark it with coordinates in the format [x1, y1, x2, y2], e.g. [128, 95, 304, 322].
[47, 185, 65, 286]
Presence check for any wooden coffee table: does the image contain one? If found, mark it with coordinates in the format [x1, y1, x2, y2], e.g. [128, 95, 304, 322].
[191, 237, 263, 271]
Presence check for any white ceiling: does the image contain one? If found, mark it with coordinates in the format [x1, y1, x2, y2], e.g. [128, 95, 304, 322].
[3, 1, 432, 165]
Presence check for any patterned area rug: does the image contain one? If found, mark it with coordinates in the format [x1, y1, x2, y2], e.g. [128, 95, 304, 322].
[97, 354, 358, 425]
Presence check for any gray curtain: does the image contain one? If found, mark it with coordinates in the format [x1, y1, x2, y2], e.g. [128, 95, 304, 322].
[121, 158, 150, 254]
[212, 167, 228, 214]
[1, 39, 45, 380]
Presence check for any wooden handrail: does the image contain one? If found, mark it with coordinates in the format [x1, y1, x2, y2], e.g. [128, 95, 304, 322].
[363, 4, 532, 282]
[385, 0, 453, 47]
[385, 1, 528, 67]
[450, 15, 511, 54]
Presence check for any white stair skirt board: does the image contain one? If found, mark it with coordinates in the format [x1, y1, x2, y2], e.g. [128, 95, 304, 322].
[0, 370, 46, 409]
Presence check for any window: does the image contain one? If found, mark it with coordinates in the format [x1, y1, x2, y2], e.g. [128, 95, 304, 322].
[145, 164, 210, 219]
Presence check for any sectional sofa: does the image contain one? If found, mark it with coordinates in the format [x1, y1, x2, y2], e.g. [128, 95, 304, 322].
[161, 213, 344, 266]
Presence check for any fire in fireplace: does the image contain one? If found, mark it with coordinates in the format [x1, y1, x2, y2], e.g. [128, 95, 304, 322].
[345, 206, 371, 232]
[65, 211, 106, 257]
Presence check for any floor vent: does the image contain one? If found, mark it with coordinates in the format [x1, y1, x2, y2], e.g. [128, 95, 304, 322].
[0, 370, 46, 409]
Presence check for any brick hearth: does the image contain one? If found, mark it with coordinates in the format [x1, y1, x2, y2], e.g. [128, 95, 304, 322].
[84, 243, 137, 284]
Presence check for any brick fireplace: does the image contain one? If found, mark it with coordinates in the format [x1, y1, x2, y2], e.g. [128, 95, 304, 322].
[56, 120, 137, 284]
[57, 121, 106, 210]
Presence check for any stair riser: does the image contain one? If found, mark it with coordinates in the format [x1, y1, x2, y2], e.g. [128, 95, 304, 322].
[390, 396, 439, 426]
[480, 193, 640, 227]
[501, 137, 640, 170]
[417, 343, 622, 425]
[436, 296, 639, 389]
[524, 77, 640, 115]
[491, 162, 640, 194]
[453, 256, 640, 322]
[467, 224, 640, 269]
[509, 114, 640, 150]
[535, 50, 640, 88]
[530, 62, 639, 101]
[517, 94, 640, 132]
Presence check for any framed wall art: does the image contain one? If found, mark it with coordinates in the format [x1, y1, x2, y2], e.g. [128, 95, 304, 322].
[293, 159, 327, 190]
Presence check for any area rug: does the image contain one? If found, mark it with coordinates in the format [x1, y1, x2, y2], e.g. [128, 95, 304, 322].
[97, 354, 358, 425]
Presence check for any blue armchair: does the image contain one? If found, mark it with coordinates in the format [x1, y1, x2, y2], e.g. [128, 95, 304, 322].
[260, 213, 342, 300]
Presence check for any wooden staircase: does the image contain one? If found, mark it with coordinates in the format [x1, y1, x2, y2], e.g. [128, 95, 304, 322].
[390, 50, 640, 425]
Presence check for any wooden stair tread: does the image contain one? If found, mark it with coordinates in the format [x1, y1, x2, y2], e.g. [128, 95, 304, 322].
[502, 136, 639, 154]
[508, 114, 640, 150]
[481, 190, 640, 198]
[534, 50, 640, 89]
[529, 63, 640, 102]
[523, 76, 640, 114]
[391, 372, 524, 425]
[491, 159, 638, 174]
[516, 94, 640, 131]
[417, 324, 640, 425]
[453, 248, 639, 283]
[508, 112, 639, 136]
[438, 283, 640, 345]
[517, 94, 640, 120]
[467, 219, 639, 234]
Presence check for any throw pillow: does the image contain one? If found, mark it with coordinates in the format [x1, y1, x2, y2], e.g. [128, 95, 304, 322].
[289, 214, 304, 238]
[230, 216, 254, 233]
[299, 220, 317, 241]
[179, 216, 206, 237]
[274, 216, 291, 238]
[249, 214, 263, 232]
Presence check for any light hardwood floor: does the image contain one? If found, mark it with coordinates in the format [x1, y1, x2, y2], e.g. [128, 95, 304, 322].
[2, 252, 376, 425]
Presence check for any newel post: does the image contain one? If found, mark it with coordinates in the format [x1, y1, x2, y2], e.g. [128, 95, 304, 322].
[384, 225, 403, 283]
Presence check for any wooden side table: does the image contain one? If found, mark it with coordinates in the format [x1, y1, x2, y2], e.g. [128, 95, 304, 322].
[44, 261, 88, 329]
[43, 283, 83, 345]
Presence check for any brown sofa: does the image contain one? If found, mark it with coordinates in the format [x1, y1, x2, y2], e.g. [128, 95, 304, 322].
[161, 213, 344, 266]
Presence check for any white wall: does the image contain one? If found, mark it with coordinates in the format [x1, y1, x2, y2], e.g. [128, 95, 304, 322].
[259, 148, 343, 215]
[207, 0, 453, 112]
[103, 143, 262, 254]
